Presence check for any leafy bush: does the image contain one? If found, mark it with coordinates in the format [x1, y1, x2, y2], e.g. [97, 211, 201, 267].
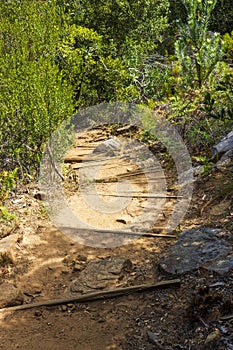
[223, 31, 233, 62]
[0, 169, 18, 202]
[164, 0, 233, 152]
[0, 0, 73, 180]
[59, 0, 169, 56]
[0, 0, 232, 201]
[175, 0, 222, 89]
[0, 206, 16, 222]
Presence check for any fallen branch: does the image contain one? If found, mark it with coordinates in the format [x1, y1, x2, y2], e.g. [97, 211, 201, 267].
[0, 279, 180, 312]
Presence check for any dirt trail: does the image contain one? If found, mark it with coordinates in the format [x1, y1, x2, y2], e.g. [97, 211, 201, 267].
[0, 127, 232, 350]
[43, 127, 177, 248]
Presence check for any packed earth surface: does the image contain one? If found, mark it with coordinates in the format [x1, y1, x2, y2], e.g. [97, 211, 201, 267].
[0, 126, 233, 350]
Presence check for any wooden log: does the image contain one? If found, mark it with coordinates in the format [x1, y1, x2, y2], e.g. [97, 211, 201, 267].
[84, 193, 181, 199]
[0, 279, 180, 312]
[59, 226, 177, 239]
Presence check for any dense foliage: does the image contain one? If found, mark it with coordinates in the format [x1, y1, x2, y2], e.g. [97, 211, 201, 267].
[0, 1, 73, 185]
[0, 0, 232, 201]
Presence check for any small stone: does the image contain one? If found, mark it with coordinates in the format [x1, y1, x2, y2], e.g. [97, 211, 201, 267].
[205, 328, 221, 347]
[34, 192, 45, 200]
[77, 254, 87, 262]
[67, 303, 75, 312]
[98, 318, 105, 323]
[34, 310, 42, 317]
[116, 218, 127, 224]
[61, 305, 67, 312]
[72, 262, 85, 272]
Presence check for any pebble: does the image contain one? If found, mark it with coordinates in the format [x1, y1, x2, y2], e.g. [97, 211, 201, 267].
[34, 310, 42, 317]
[61, 305, 67, 312]
[204, 328, 221, 347]
[72, 262, 84, 272]
[33, 192, 45, 200]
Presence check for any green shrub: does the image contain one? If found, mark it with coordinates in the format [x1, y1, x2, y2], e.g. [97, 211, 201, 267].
[0, 169, 18, 202]
[0, 0, 73, 178]
[175, 0, 222, 90]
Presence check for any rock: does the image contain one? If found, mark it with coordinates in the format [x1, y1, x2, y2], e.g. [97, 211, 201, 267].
[70, 257, 133, 294]
[159, 228, 233, 275]
[34, 191, 46, 200]
[0, 283, 24, 308]
[92, 138, 121, 157]
[204, 328, 221, 348]
[60, 304, 67, 312]
[216, 149, 233, 169]
[116, 216, 130, 224]
[212, 131, 233, 160]
[207, 252, 233, 274]
[76, 254, 87, 262]
[34, 310, 42, 317]
[0, 234, 18, 265]
[72, 262, 85, 272]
